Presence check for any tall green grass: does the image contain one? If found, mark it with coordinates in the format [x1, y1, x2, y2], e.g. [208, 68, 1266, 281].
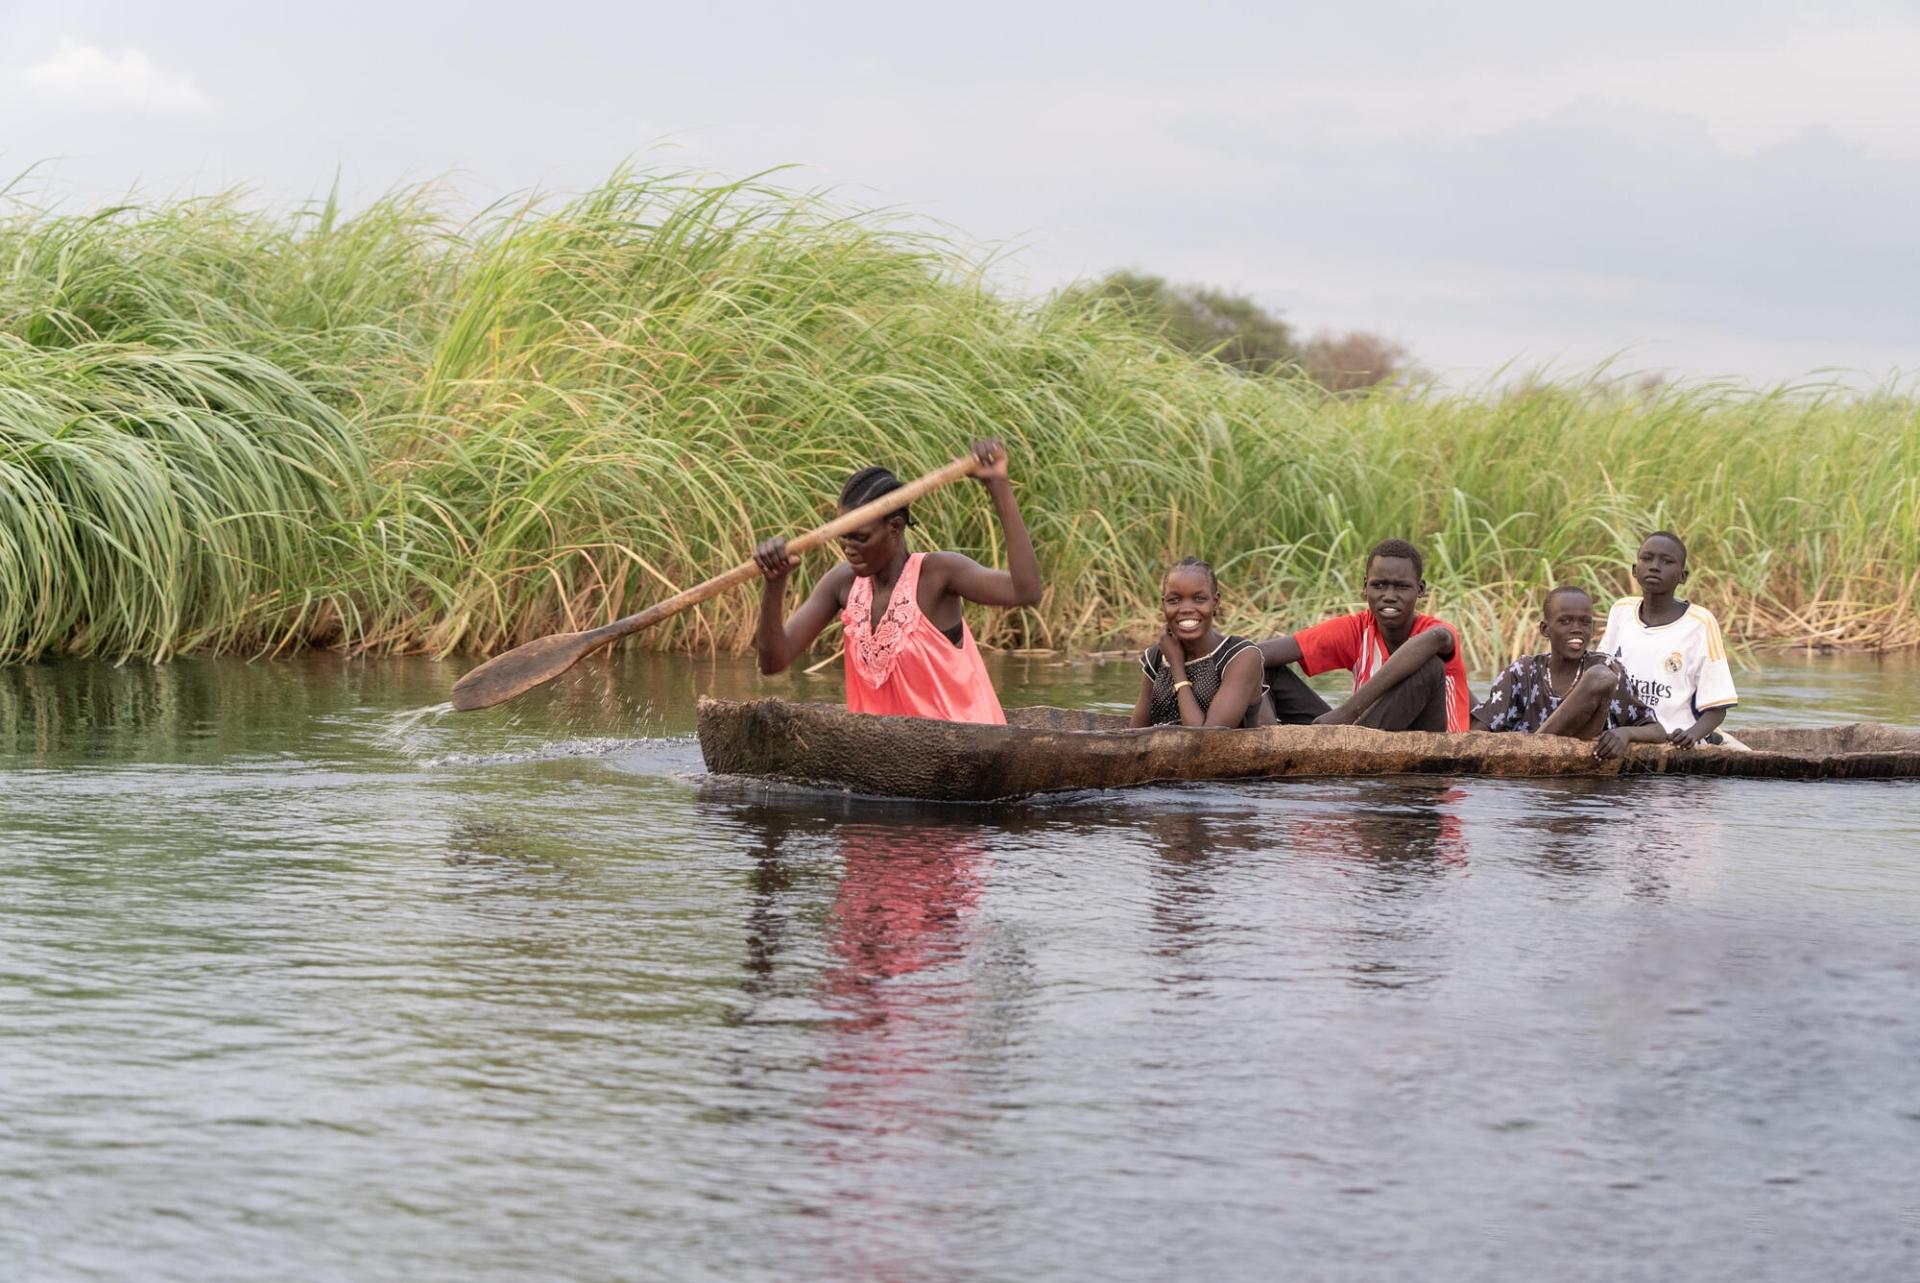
[0, 339, 364, 661]
[2, 171, 1916, 671]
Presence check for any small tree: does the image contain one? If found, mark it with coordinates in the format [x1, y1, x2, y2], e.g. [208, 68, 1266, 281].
[1300, 330, 1424, 394]
[1074, 271, 1297, 375]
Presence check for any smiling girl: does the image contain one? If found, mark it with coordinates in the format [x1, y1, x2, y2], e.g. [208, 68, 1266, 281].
[1130, 557, 1276, 728]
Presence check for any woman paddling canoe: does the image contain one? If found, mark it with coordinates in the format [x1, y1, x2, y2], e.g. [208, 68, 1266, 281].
[751, 440, 1042, 724]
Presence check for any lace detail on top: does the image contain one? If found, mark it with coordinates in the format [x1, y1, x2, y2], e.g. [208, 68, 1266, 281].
[843, 553, 928, 689]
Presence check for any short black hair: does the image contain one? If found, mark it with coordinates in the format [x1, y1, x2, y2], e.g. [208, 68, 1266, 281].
[1365, 538, 1424, 581]
[1642, 529, 1687, 564]
[840, 466, 914, 526]
[1164, 555, 1218, 593]
[1543, 584, 1592, 616]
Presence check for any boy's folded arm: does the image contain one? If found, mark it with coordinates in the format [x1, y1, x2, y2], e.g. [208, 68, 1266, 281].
[1256, 634, 1303, 666]
[1607, 660, 1660, 723]
[1324, 628, 1449, 723]
[1401, 626, 1453, 663]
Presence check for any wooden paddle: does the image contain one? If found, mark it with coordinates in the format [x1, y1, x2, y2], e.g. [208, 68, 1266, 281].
[448, 452, 985, 711]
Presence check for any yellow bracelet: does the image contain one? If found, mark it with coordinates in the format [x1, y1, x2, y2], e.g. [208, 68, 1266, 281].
[1172, 680, 1194, 694]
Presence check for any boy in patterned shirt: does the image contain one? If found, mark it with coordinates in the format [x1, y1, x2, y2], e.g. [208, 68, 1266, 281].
[1472, 585, 1666, 759]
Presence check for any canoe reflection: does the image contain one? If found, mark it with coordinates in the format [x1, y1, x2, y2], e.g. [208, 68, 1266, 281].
[1126, 784, 1473, 991]
[1487, 776, 1714, 900]
[1289, 782, 1471, 877]
[1287, 782, 1471, 991]
[1140, 808, 1264, 967]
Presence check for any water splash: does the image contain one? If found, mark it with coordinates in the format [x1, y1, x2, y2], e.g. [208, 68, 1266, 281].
[422, 737, 662, 768]
[373, 701, 455, 756]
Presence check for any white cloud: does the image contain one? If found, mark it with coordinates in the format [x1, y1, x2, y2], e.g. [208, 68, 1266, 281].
[21, 39, 211, 113]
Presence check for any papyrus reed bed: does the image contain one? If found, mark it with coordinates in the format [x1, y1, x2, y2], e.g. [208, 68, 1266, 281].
[2, 172, 1916, 669]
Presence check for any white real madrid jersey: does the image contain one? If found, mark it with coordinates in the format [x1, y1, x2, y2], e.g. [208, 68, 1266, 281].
[1599, 598, 1739, 734]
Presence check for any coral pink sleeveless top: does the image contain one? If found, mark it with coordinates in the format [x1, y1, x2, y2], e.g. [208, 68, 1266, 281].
[841, 553, 1006, 724]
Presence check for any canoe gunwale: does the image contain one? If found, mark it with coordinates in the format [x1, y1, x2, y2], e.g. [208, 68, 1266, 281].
[697, 697, 1920, 802]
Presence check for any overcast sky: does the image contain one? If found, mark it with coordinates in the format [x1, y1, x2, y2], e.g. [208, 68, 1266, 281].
[4, 0, 1917, 385]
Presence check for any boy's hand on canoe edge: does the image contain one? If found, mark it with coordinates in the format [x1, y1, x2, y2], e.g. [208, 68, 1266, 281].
[1594, 728, 1629, 760]
[754, 537, 799, 582]
[970, 438, 1009, 483]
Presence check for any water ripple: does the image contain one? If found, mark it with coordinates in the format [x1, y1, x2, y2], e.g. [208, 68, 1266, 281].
[3, 655, 1918, 1281]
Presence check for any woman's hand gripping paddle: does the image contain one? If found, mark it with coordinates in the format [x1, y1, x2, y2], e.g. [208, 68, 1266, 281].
[448, 453, 984, 712]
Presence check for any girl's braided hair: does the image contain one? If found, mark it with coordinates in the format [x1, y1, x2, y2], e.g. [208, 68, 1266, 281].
[1165, 555, 1218, 592]
[840, 466, 914, 526]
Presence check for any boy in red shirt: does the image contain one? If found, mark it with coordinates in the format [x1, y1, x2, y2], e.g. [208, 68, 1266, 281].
[1256, 539, 1473, 732]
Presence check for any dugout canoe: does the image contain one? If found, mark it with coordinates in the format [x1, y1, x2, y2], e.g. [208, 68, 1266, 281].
[695, 697, 1920, 802]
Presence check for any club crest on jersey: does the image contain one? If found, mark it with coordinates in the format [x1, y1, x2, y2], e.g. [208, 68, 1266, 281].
[1664, 651, 1684, 674]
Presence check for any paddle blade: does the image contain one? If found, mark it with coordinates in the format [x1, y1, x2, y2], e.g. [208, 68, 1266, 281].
[449, 630, 600, 711]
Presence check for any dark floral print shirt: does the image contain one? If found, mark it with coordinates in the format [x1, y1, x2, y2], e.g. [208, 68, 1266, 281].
[1472, 653, 1658, 733]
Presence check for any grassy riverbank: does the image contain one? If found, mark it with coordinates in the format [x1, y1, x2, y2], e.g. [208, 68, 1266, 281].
[3, 172, 1916, 671]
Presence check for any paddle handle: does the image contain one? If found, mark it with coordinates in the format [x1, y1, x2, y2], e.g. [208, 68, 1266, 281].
[587, 452, 984, 645]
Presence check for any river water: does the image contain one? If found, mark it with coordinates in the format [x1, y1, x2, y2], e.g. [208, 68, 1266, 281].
[3, 652, 1918, 1281]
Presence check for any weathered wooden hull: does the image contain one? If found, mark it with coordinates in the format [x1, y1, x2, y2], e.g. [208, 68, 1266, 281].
[696, 698, 1920, 802]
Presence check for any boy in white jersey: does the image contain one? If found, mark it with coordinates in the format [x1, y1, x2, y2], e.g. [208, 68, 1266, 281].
[1599, 531, 1738, 747]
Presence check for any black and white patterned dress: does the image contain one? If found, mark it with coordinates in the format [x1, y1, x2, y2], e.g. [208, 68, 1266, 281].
[1141, 635, 1271, 728]
[1471, 653, 1658, 733]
